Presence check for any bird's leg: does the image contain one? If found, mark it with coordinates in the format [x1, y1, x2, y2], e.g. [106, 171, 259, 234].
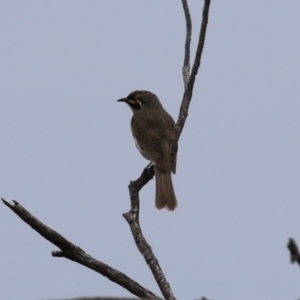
[141, 162, 155, 179]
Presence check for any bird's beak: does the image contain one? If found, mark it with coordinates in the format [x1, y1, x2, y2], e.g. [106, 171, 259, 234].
[117, 98, 127, 103]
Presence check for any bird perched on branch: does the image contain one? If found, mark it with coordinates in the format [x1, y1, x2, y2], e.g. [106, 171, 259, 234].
[118, 90, 178, 211]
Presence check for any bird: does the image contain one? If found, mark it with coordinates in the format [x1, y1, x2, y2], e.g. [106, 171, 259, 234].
[118, 90, 178, 211]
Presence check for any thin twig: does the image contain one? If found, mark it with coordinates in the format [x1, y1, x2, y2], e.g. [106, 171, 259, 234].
[1, 198, 162, 300]
[181, 0, 192, 90]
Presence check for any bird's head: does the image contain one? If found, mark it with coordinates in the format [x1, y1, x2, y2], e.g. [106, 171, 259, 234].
[117, 90, 162, 113]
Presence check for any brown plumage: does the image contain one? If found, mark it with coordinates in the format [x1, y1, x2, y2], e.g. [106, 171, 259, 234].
[118, 90, 178, 210]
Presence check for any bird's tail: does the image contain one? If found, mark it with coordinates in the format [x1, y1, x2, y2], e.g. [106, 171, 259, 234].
[154, 166, 177, 211]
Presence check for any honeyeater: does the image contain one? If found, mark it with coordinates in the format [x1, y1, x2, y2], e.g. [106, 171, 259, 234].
[118, 90, 178, 211]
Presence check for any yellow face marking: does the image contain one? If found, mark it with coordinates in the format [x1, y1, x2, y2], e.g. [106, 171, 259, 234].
[128, 98, 142, 106]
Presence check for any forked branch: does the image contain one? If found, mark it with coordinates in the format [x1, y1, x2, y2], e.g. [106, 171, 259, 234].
[177, 0, 211, 138]
[123, 1, 211, 300]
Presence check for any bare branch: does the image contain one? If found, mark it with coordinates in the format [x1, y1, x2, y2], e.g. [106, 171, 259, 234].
[1, 198, 162, 300]
[181, 0, 192, 90]
[176, 0, 211, 138]
[123, 166, 175, 300]
[287, 238, 300, 265]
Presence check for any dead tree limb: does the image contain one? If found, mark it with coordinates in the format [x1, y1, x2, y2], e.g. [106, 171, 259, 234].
[123, 1, 211, 300]
[1, 199, 162, 300]
[287, 238, 300, 266]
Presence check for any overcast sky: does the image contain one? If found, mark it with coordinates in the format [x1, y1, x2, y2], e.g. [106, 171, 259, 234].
[1, 1, 300, 300]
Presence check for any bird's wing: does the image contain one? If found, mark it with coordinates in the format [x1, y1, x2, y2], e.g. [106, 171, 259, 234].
[136, 128, 169, 172]
[131, 108, 178, 174]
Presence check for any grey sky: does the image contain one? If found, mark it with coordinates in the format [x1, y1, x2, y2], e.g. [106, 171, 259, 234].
[1, 1, 300, 299]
